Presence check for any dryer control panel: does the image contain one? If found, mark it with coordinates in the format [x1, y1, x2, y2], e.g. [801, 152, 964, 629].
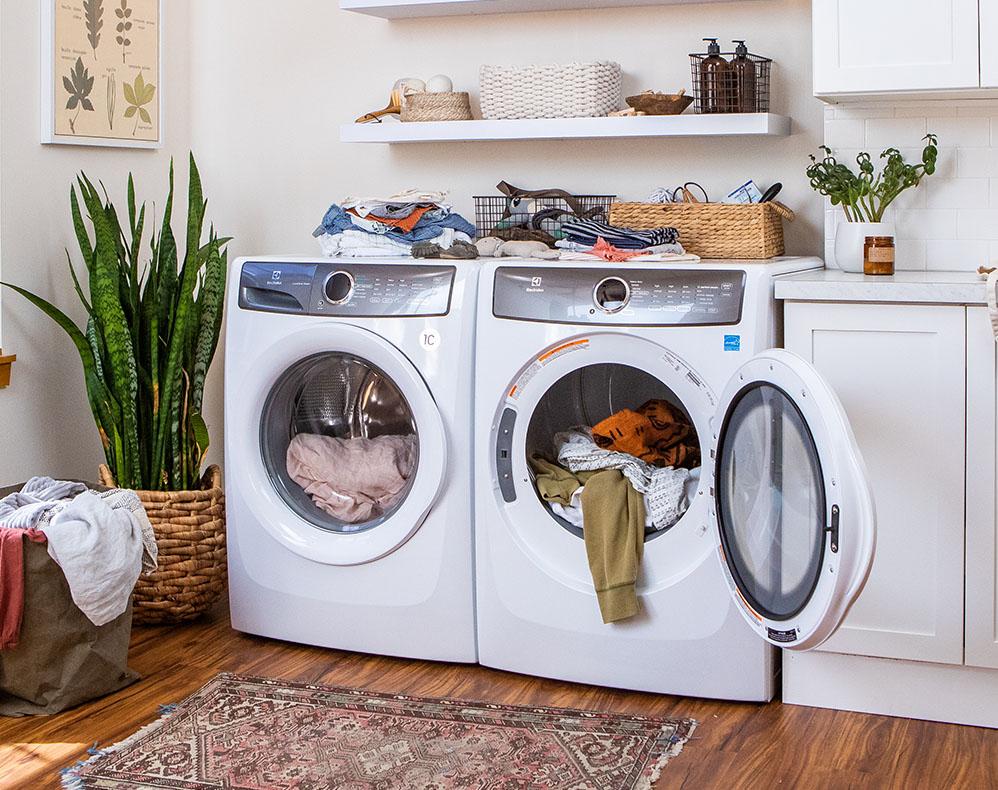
[493, 267, 746, 326]
[238, 261, 456, 317]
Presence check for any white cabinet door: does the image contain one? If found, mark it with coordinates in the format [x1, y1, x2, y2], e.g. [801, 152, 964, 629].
[983, 1, 998, 87]
[785, 302, 965, 664]
[813, 0, 981, 95]
[966, 306, 998, 669]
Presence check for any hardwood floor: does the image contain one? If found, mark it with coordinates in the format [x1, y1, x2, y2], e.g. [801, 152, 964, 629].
[1, 602, 996, 789]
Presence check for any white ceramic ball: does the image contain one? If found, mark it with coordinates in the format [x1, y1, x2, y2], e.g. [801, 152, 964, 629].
[394, 77, 426, 94]
[425, 74, 454, 94]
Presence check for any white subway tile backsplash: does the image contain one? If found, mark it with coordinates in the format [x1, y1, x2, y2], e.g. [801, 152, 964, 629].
[824, 119, 866, 149]
[925, 117, 990, 147]
[833, 106, 895, 121]
[824, 104, 998, 264]
[896, 209, 957, 240]
[925, 239, 988, 271]
[925, 178, 989, 209]
[957, 210, 998, 240]
[866, 117, 927, 150]
[957, 148, 997, 178]
[895, 239, 927, 271]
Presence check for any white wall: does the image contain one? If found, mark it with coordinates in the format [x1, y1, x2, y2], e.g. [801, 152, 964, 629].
[2, 0, 823, 485]
[824, 100, 998, 271]
[189, 0, 824, 258]
[0, 0, 193, 484]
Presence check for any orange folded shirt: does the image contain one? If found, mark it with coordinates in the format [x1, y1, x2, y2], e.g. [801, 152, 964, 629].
[592, 399, 701, 470]
[348, 205, 434, 234]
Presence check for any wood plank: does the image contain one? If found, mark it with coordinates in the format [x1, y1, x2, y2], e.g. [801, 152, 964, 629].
[1, 602, 996, 789]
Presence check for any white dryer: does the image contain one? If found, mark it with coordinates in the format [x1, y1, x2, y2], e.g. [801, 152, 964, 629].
[225, 257, 477, 662]
[474, 258, 876, 700]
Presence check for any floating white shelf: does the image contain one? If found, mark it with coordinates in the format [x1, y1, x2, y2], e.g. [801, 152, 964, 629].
[340, 114, 792, 143]
[341, 0, 751, 19]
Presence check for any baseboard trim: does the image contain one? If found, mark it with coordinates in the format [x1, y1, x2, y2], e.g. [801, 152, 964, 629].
[784, 650, 998, 728]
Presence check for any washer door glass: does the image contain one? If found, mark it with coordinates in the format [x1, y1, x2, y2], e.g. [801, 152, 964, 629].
[716, 383, 825, 620]
[260, 352, 419, 533]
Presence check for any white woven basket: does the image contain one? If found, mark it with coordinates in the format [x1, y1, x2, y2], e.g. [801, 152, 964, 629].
[479, 61, 622, 120]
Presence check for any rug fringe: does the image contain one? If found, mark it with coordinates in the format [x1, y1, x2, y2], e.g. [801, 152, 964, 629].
[635, 719, 699, 790]
[60, 704, 178, 789]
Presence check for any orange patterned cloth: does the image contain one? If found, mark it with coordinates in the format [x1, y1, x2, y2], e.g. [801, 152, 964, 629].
[592, 400, 700, 470]
[348, 205, 434, 233]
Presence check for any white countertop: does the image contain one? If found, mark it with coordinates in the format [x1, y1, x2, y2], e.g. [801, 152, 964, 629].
[775, 269, 989, 305]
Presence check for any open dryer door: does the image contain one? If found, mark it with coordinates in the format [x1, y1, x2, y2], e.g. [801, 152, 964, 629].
[710, 349, 876, 651]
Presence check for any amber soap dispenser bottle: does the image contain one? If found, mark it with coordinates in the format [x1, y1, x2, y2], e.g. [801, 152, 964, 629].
[699, 38, 732, 113]
[731, 39, 757, 112]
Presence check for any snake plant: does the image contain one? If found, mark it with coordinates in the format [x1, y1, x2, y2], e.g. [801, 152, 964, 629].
[2, 154, 230, 491]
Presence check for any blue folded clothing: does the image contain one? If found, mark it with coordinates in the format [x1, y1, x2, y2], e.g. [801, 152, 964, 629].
[314, 204, 476, 244]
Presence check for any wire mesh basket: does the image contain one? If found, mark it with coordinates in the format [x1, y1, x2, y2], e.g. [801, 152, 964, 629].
[474, 194, 616, 241]
[689, 52, 771, 114]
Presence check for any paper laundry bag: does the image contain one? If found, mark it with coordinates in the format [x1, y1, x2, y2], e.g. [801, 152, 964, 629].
[0, 539, 137, 717]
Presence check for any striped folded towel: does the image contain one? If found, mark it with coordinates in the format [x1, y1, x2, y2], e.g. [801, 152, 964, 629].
[560, 219, 680, 250]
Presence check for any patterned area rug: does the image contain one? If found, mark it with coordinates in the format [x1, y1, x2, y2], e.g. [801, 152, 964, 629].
[64, 673, 697, 789]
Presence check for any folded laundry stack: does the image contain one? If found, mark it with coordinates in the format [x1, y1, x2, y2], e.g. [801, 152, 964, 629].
[556, 219, 698, 262]
[314, 189, 477, 258]
[529, 400, 702, 624]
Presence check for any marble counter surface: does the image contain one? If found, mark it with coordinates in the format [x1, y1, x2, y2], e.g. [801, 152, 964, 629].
[774, 269, 989, 305]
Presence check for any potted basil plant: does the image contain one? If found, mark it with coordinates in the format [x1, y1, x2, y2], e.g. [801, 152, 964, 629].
[1, 154, 232, 624]
[807, 134, 938, 272]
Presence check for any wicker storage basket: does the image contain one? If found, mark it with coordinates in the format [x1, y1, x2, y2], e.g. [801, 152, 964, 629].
[480, 61, 622, 120]
[610, 201, 795, 259]
[401, 91, 473, 122]
[99, 464, 226, 625]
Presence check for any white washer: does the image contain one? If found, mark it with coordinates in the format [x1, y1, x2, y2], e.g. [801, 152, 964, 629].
[225, 256, 477, 662]
[475, 258, 876, 700]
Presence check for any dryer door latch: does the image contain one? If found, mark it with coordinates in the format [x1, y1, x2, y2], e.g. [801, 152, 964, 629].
[825, 504, 840, 554]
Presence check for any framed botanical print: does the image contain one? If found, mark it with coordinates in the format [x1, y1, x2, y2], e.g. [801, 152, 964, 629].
[41, 0, 163, 148]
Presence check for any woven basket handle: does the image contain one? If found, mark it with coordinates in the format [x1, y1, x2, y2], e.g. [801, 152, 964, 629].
[769, 202, 796, 222]
[98, 464, 116, 488]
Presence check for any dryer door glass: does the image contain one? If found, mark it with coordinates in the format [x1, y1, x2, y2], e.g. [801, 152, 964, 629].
[260, 352, 419, 534]
[716, 384, 825, 620]
[711, 350, 876, 651]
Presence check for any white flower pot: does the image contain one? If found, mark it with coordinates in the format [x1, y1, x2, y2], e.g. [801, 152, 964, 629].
[833, 221, 895, 273]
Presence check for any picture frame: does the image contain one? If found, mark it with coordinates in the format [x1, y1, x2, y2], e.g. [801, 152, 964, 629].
[40, 0, 164, 149]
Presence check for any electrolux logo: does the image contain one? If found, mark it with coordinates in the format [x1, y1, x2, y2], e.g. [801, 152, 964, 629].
[526, 276, 544, 293]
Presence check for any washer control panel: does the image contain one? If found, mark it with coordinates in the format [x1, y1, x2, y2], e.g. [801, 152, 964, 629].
[493, 267, 746, 326]
[239, 261, 455, 317]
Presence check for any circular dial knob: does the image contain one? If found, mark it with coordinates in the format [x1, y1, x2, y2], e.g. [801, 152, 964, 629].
[324, 271, 355, 305]
[593, 276, 631, 314]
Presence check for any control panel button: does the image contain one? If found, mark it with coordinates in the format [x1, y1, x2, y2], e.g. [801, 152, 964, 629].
[324, 271, 355, 304]
[593, 276, 631, 314]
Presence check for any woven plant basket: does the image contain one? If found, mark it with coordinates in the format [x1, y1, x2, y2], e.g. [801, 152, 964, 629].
[98, 464, 226, 625]
[401, 91, 473, 122]
[479, 61, 622, 120]
[610, 202, 795, 260]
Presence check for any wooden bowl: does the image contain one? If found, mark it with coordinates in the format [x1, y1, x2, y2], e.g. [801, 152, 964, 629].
[625, 91, 693, 116]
